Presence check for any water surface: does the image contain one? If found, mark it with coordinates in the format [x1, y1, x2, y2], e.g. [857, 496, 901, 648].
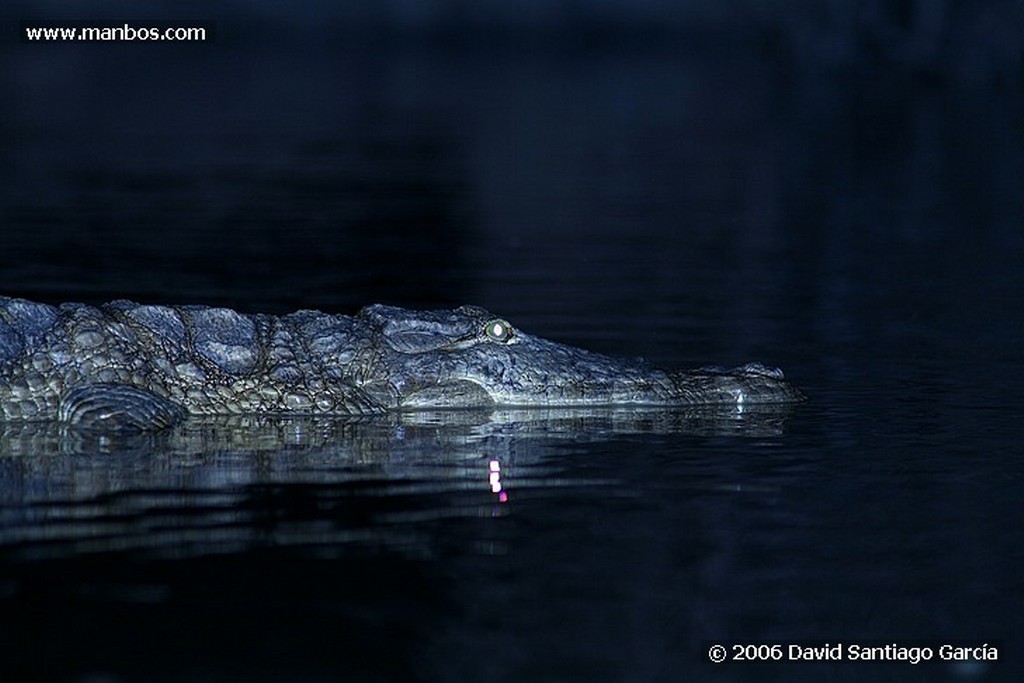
[1, 25, 1022, 683]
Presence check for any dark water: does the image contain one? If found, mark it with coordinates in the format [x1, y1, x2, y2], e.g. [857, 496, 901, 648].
[2, 15, 1023, 683]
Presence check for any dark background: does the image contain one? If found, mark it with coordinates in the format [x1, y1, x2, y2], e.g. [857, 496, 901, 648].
[2, 2, 1023, 682]
[3, 1, 1020, 371]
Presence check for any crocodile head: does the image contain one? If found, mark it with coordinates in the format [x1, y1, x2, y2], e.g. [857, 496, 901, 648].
[353, 304, 804, 410]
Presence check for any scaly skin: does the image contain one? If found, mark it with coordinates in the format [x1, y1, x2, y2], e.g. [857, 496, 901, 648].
[0, 297, 804, 430]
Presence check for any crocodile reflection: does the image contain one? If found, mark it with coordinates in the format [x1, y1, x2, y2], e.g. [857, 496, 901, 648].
[0, 406, 798, 558]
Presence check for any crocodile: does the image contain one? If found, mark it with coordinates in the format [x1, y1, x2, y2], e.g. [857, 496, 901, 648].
[0, 297, 804, 430]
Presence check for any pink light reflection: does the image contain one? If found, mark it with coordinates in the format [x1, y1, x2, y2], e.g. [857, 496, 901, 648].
[488, 459, 509, 502]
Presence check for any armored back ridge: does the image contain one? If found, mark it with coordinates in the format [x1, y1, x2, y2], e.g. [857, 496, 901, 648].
[0, 297, 804, 430]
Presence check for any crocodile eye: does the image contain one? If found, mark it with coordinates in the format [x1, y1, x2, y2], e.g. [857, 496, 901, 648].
[484, 318, 513, 343]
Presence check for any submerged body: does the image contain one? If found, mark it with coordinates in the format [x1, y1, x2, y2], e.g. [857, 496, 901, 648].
[0, 297, 804, 430]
